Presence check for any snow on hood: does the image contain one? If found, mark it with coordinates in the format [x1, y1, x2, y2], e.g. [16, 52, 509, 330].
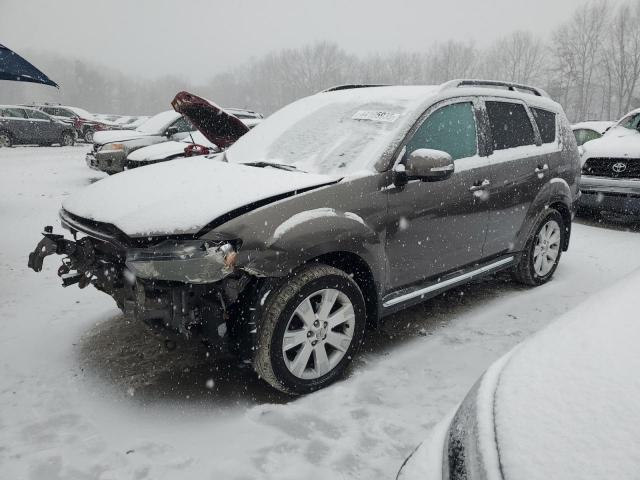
[494, 268, 640, 480]
[581, 127, 640, 163]
[92, 129, 156, 145]
[571, 121, 614, 134]
[62, 157, 336, 237]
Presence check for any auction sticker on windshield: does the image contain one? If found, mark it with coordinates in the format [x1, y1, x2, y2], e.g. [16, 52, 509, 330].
[352, 110, 400, 122]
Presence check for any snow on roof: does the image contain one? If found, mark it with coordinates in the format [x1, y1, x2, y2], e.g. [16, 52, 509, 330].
[571, 121, 615, 134]
[135, 110, 181, 134]
[494, 268, 640, 480]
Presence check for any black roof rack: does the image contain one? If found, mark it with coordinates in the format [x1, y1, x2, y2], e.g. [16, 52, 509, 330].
[321, 84, 390, 93]
[441, 79, 549, 98]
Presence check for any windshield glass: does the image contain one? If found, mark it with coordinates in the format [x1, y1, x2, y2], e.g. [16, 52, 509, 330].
[136, 111, 180, 134]
[225, 86, 437, 175]
[617, 111, 640, 131]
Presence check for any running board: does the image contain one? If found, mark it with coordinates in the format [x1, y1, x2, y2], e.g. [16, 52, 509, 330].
[382, 256, 515, 308]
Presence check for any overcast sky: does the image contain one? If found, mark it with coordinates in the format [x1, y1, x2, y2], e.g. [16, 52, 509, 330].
[1, 0, 589, 83]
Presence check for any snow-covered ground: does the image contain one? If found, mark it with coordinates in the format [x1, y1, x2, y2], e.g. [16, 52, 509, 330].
[1, 146, 639, 480]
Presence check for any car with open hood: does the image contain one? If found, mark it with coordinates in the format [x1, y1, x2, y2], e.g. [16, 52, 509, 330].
[28, 80, 580, 395]
[578, 108, 640, 217]
[397, 268, 640, 480]
[85, 110, 196, 174]
[125, 94, 262, 169]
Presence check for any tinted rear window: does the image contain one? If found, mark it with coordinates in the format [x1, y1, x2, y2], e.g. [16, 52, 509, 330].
[0, 108, 27, 118]
[531, 108, 556, 143]
[486, 101, 535, 150]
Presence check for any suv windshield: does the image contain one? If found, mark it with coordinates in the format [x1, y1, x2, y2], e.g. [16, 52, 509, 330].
[617, 111, 640, 131]
[226, 86, 437, 176]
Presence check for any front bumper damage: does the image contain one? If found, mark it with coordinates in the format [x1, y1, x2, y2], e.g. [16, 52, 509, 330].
[27, 217, 250, 350]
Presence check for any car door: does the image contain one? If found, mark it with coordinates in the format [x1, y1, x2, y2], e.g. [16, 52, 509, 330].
[25, 109, 57, 142]
[2, 108, 31, 142]
[385, 98, 493, 290]
[481, 99, 553, 257]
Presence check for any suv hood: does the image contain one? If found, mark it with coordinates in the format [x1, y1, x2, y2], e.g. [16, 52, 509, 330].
[93, 129, 156, 146]
[62, 157, 336, 237]
[582, 128, 640, 162]
[171, 91, 249, 149]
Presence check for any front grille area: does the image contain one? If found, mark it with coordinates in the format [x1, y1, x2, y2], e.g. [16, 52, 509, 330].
[582, 157, 640, 179]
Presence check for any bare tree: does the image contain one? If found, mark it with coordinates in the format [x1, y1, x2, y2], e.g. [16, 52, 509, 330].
[482, 31, 546, 84]
[550, 0, 610, 120]
[601, 0, 640, 117]
[425, 41, 478, 83]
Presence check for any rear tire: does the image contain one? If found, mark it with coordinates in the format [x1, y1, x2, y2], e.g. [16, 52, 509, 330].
[512, 209, 565, 286]
[60, 131, 75, 146]
[83, 128, 95, 143]
[254, 264, 366, 395]
[0, 131, 12, 148]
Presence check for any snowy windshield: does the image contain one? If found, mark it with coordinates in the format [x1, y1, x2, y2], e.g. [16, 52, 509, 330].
[136, 110, 180, 134]
[225, 86, 437, 175]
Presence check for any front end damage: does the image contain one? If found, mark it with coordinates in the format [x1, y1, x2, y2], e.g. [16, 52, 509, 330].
[27, 210, 252, 351]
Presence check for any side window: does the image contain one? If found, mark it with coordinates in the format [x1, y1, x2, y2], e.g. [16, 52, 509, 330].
[42, 107, 55, 115]
[619, 112, 640, 130]
[3, 108, 28, 119]
[57, 108, 75, 118]
[26, 109, 50, 120]
[573, 129, 601, 146]
[406, 102, 478, 160]
[485, 101, 535, 151]
[169, 116, 194, 134]
[531, 108, 556, 143]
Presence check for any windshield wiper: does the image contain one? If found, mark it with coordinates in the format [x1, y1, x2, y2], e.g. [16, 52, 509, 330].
[242, 161, 304, 172]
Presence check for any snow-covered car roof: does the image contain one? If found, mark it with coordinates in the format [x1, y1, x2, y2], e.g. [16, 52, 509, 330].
[134, 110, 182, 134]
[571, 121, 615, 134]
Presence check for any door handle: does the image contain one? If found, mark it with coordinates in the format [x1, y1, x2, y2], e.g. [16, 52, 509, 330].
[535, 164, 549, 174]
[469, 179, 491, 192]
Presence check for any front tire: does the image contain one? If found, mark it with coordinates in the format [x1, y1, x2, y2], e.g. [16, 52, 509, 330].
[512, 209, 565, 286]
[254, 264, 366, 395]
[0, 131, 12, 148]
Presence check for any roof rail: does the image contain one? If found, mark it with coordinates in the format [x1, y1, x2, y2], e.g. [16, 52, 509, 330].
[441, 79, 550, 98]
[321, 84, 389, 93]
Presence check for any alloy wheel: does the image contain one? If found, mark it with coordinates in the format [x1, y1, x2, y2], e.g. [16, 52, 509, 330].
[282, 288, 355, 380]
[0, 133, 11, 147]
[62, 133, 74, 146]
[533, 219, 561, 276]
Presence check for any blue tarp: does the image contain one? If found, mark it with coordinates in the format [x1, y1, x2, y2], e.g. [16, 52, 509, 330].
[0, 43, 58, 88]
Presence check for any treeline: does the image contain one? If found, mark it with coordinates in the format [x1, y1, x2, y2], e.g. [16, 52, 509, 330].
[1, 0, 638, 122]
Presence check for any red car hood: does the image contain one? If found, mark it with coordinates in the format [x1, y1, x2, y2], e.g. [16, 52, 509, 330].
[171, 91, 249, 149]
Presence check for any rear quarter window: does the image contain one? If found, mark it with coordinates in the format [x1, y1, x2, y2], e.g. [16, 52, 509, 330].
[485, 101, 535, 151]
[531, 107, 556, 143]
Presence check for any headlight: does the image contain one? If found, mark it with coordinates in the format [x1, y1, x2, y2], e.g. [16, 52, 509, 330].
[125, 239, 239, 284]
[101, 143, 125, 152]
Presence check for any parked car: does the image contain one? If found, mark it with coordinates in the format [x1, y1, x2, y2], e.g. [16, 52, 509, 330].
[34, 104, 118, 142]
[28, 80, 579, 394]
[0, 105, 76, 147]
[126, 95, 261, 169]
[571, 120, 614, 146]
[397, 268, 640, 480]
[85, 110, 196, 174]
[578, 108, 640, 217]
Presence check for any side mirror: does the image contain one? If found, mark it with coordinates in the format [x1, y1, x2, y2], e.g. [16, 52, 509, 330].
[165, 126, 179, 137]
[405, 149, 454, 181]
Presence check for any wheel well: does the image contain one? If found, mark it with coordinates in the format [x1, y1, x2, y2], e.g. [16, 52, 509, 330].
[549, 201, 571, 251]
[309, 251, 379, 329]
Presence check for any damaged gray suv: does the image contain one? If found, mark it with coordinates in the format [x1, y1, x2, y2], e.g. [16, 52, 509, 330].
[28, 80, 580, 394]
